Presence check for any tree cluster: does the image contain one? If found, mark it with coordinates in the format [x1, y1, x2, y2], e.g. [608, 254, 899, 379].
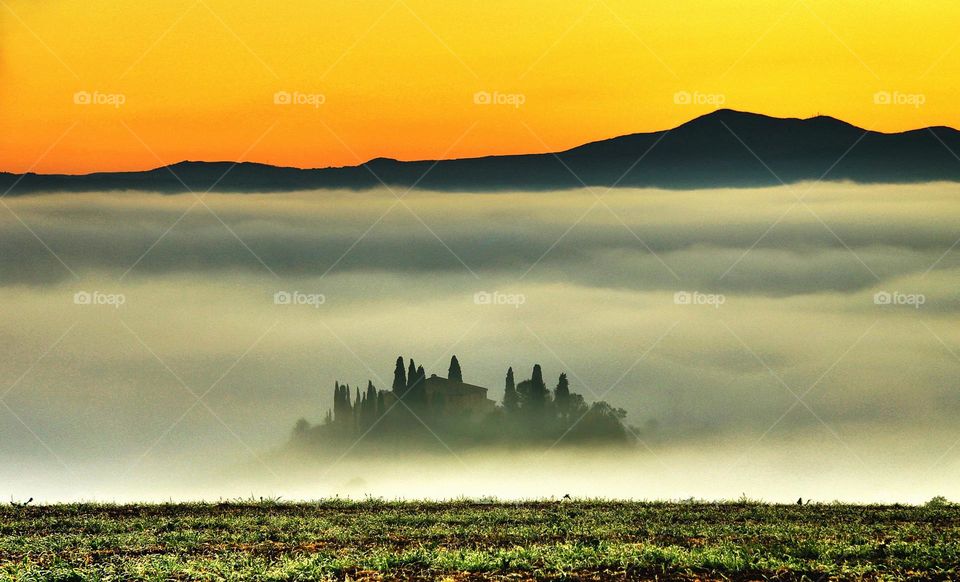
[292, 355, 632, 451]
[497, 366, 628, 443]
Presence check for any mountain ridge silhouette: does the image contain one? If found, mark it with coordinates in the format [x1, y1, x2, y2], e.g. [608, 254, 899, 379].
[4, 109, 959, 194]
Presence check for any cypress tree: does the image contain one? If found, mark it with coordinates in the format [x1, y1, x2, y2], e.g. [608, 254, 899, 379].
[530, 364, 547, 408]
[333, 382, 345, 422]
[347, 386, 363, 429]
[414, 365, 427, 404]
[531, 364, 544, 388]
[392, 357, 406, 394]
[359, 391, 368, 429]
[406, 359, 418, 392]
[554, 373, 570, 416]
[503, 367, 518, 411]
[448, 355, 463, 382]
[362, 381, 377, 428]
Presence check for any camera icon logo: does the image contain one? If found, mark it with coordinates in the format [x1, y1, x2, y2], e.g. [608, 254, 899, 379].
[473, 291, 492, 305]
[673, 291, 692, 305]
[873, 91, 891, 105]
[274, 291, 292, 305]
[73, 291, 92, 305]
[73, 91, 92, 105]
[473, 91, 492, 105]
[273, 91, 292, 105]
[873, 291, 892, 305]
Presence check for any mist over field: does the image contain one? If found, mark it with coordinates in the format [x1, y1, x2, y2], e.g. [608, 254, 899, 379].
[1, 183, 959, 503]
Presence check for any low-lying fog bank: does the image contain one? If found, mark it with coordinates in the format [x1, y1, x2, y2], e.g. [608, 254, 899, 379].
[5, 425, 959, 505]
[1, 183, 958, 503]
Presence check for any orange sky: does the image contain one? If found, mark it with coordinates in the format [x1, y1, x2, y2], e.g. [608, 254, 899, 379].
[1, 0, 958, 174]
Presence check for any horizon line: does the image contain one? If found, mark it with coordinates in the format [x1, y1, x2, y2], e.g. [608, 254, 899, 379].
[5, 108, 959, 178]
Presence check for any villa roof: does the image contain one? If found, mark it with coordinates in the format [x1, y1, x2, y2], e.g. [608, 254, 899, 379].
[424, 374, 489, 397]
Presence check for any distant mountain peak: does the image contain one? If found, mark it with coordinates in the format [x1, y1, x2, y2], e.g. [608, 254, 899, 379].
[681, 108, 785, 125]
[3, 110, 959, 194]
[700, 108, 770, 120]
[682, 109, 858, 130]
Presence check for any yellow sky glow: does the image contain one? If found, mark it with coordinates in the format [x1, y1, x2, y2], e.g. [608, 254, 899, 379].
[1, 0, 958, 173]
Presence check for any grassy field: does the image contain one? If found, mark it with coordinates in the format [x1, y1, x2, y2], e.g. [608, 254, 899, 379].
[2, 499, 958, 580]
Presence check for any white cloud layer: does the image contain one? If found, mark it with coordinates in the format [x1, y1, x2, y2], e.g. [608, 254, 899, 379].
[1, 183, 958, 502]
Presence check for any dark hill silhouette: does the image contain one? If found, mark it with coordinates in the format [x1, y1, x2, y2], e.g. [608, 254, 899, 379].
[4, 109, 960, 194]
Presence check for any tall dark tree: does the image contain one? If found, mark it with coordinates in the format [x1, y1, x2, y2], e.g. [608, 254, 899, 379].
[392, 356, 406, 394]
[333, 381, 346, 422]
[448, 355, 463, 382]
[531, 364, 544, 387]
[332, 381, 338, 419]
[503, 367, 519, 411]
[333, 382, 354, 424]
[406, 359, 418, 392]
[359, 391, 368, 428]
[360, 381, 378, 428]
[554, 373, 570, 416]
[353, 386, 361, 430]
[529, 364, 548, 408]
[413, 365, 427, 404]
